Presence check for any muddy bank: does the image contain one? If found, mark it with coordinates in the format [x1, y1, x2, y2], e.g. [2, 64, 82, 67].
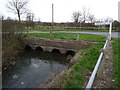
[2, 35, 24, 67]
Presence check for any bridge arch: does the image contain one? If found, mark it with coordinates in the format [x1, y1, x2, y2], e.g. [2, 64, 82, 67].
[24, 45, 32, 51]
[35, 47, 43, 52]
[65, 50, 75, 56]
[51, 49, 61, 53]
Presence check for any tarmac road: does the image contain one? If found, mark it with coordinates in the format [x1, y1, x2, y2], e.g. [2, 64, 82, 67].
[21, 31, 120, 38]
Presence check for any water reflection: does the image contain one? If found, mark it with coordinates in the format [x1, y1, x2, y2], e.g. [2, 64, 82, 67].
[3, 50, 68, 88]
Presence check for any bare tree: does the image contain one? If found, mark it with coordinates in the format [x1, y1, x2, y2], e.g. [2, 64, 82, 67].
[6, 0, 28, 21]
[26, 12, 35, 28]
[88, 14, 95, 23]
[81, 7, 90, 23]
[26, 12, 34, 21]
[72, 11, 82, 23]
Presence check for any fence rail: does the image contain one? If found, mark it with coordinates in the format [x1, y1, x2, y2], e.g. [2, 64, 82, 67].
[85, 22, 112, 89]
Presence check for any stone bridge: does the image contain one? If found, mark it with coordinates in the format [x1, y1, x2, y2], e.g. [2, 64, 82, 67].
[23, 37, 93, 55]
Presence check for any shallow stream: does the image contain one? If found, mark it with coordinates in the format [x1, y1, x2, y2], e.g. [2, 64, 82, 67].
[3, 50, 68, 88]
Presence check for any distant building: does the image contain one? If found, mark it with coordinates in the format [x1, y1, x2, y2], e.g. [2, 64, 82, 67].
[118, 1, 120, 22]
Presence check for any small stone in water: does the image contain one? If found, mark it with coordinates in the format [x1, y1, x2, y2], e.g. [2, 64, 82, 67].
[33, 64, 39, 68]
[12, 74, 18, 79]
[21, 82, 24, 84]
[10, 61, 16, 65]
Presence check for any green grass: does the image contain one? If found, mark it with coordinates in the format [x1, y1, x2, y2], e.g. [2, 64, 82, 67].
[112, 38, 120, 88]
[23, 33, 106, 42]
[23, 28, 110, 32]
[63, 44, 103, 88]
[23, 28, 119, 32]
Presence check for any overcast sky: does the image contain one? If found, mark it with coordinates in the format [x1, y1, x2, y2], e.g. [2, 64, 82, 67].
[0, 0, 119, 22]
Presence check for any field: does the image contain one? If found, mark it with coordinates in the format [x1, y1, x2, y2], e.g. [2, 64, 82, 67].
[22, 28, 119, 32]
[23, 33, 106, 42]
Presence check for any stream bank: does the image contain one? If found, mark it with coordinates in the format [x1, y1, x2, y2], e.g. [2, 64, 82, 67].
[2, 34, 24, 67]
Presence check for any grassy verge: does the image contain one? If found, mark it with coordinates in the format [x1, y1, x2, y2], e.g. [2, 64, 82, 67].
[22, 28, 110, 32]
[23, 33, 106, 42]
[112, 38, 120, 88]
[62, 44, 103, 88]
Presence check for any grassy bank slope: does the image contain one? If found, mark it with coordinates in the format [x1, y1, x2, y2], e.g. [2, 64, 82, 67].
[112, 38, 120, 88]
[62, 44, 103, 88]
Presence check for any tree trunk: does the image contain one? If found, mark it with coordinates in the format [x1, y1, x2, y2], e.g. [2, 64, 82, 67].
[17, 10, 21, 21]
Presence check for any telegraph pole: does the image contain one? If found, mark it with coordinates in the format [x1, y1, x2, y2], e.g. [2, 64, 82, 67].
[50, 3, 54, 39]
[52, 3, 54, 29]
